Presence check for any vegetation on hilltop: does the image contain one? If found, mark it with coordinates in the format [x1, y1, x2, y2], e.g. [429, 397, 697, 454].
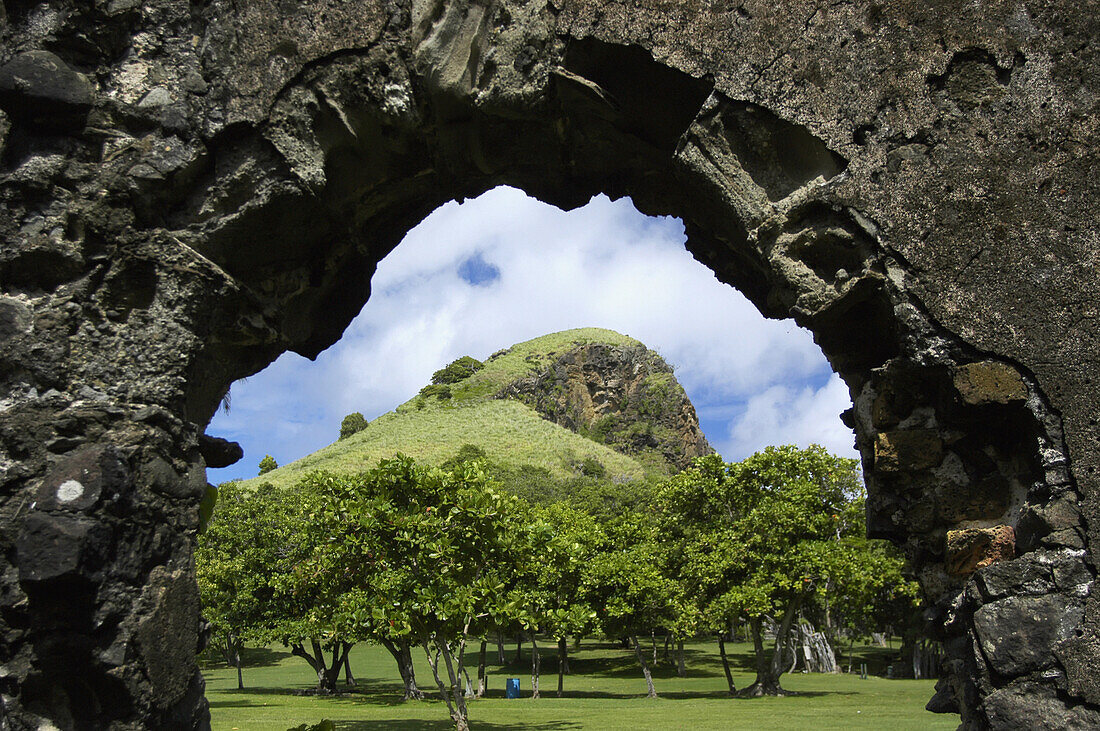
[243, 328, 681, 491]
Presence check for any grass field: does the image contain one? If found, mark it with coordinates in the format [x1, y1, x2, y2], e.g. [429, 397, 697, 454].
[204, 638, 958, 730]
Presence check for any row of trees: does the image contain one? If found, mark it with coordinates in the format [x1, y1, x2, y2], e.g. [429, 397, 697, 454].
[198, 446, 917, 731]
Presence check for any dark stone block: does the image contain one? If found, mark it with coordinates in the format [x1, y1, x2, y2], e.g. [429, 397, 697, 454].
[136, 567, 201, 710]
[198, 434, 243, 468]
[954, 362, 1028, 406]
[973, 594, 1083, 678]
[983, 683, 1100, 730]
[16, 513, 108, 584]
[36, 445, 129, 513]
[927, 676, 960, 713]
[976, 555, 1056, 601]
[0, 51, 94, 130]
[874, 429, 944, 472]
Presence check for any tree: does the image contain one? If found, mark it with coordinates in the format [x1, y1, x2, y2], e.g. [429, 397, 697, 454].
[247, 478, 367, 693]
[537, 503, 601, 697]
[258, 454, 277, 474]
[339, 412, 368, 440]
[504, 503, 599, 699]
[431, 356, 484, 384]
[307, 456, 533, 731]
[658, 446, 893, 697]
[582, 512, 678, 698]
[196, 480, 283, 689]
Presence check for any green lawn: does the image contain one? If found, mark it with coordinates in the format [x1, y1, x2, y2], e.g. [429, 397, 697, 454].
[204, 639, 958, 730]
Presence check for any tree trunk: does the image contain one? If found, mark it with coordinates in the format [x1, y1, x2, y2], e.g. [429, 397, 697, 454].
[651, 630, 658, 666]
[422, 641, 459, 728]
[400, 641, 423, 700]
[290, 639, 344, 693]
[676, 639, 686, 678]
[737, 617, 781, 696]
[343, 642, 356, 686]
[630, 635, 657, 698]
[462, 663, 474, 698]
[739, 599, 805, 697]
[663, 634, 672, 664]
[294, 639, 348, 694]
[219, 630, 245, 689]
[557, 637, 567, 697]
[497, 632, 506, 664]
[718, 635, 736, 695]
[530, 634, 541, 700]
[381, 638, 423, 700]
[476, 641, 487, 698]
[441, 639, 470, 730]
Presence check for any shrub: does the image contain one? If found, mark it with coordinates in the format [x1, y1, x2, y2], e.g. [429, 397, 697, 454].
[579, 457, 607, 478]
[418, 383, 452, 400]
[442, 443, 489, 471]
[258, 455, 278, 475]
[430, 356, 484, 384]
[339, 412, 368, 440]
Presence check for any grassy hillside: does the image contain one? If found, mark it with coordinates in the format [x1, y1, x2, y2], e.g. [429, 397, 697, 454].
[240, 328, 671, 490]
[243, 399, 646, 490]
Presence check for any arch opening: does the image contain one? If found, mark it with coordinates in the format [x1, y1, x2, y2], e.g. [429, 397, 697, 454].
[207, 186, 855, 487]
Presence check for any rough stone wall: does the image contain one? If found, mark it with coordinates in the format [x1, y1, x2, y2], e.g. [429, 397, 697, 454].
[0, 0, 1096, 728]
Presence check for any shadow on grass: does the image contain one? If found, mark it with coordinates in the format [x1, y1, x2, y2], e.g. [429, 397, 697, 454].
[242, 645, 294, 666]
[334, 722, 580, 730]
[200, 645, 292, 670]
[211, 680, 442, 708]
[207, 699, 261, 709]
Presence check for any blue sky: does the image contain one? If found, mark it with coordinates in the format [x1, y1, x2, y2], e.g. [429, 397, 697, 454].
[207, 187, 857, 483]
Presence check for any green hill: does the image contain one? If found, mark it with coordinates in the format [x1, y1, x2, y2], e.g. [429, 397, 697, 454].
[243, 328, 710, 491]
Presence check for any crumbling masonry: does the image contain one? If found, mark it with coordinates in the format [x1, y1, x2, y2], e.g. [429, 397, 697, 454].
[1, 0, 1098, 727]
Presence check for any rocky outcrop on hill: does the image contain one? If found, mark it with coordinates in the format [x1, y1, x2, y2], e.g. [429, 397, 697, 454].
[498, 343, 711, 473]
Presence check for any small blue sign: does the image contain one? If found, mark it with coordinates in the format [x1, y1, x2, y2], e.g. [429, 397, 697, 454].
[505, 677, 521, 699]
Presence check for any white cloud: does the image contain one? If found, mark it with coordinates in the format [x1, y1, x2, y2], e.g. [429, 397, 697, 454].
[207, 187, 858, 481]
[721, 374, 857, 461]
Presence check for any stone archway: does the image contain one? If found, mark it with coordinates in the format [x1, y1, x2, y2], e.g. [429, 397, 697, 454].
[1, 0, 1097, 727]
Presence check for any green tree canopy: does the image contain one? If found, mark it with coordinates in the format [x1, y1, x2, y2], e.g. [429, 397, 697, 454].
[196, 480, 284, 689]
[431, 356, 484, 384]
[339, 412, 368, 440]
[658, 445, 910, 696]
[304, 456, 536, 730]
[258, 454, 277, 474]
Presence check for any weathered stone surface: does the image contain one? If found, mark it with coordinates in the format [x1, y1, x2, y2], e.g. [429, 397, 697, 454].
[974, 594, 1083, 678]
[947, 526, 1016, 576]
[136, 567, 202, 710]
[874, 429, 944, 473]
[35, 445, 129, 513]
[0, 50, 93, 129]
[16, 512, 107, 584]
[0, 0, 1098, 726]
[983, 683, 1100, 730]
[937, 473, 1011, 524]
[954, 361, 1028, 406]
